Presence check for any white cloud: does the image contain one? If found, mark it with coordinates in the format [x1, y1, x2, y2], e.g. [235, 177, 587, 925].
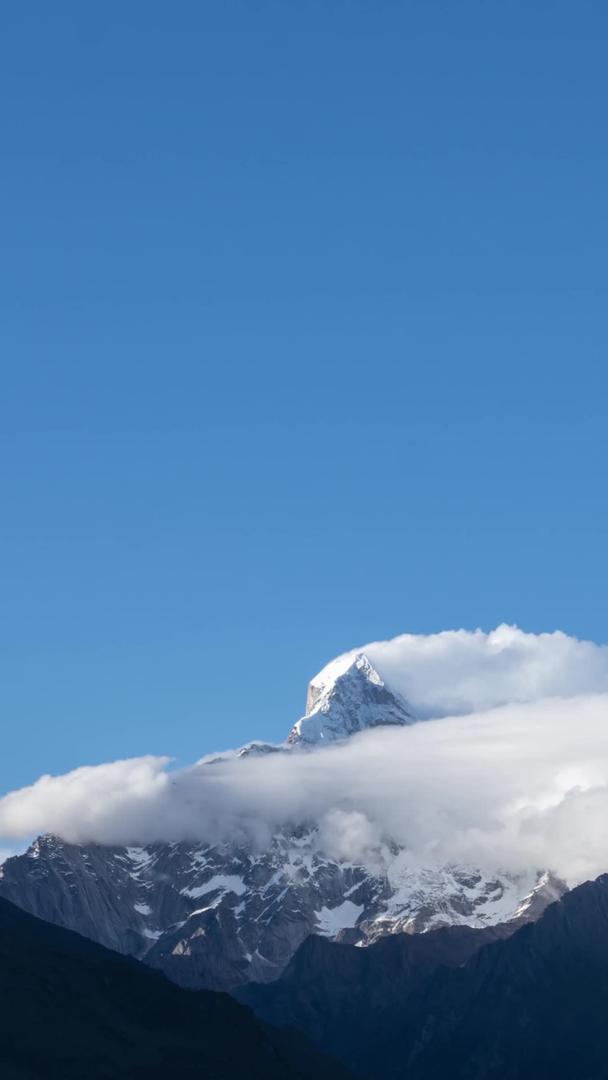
[312, 624, 608, 718]
[2, 627, 608, 888]
[0, 757, 171, 850]
[1, 698, 608, 886]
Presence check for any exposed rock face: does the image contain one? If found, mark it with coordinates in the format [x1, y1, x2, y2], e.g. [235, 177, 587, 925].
[0, 829, 564, 991]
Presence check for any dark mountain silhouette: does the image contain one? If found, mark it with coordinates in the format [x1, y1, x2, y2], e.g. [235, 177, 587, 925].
[0, 895, 351, 1080]
[242, 874, 608, 1080]
[238, 921, 511, 1074]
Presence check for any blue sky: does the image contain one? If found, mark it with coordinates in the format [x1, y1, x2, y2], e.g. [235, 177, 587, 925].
[2, 0, 607, 792]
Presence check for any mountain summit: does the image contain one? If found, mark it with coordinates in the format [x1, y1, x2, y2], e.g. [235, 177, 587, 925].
[287, 653, 415, 746]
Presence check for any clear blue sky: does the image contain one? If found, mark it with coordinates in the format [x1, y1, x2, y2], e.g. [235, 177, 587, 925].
[2, 0, 607, 792]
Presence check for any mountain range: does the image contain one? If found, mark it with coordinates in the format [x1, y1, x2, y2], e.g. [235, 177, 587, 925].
[4, 854, 608, 1079]
[0, 652, 565, 991]
[4, 641, 608, 1077]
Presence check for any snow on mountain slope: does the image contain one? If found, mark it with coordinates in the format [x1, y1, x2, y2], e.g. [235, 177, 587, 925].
[288, 654, 415, 745]
[0, 831, 563, 991]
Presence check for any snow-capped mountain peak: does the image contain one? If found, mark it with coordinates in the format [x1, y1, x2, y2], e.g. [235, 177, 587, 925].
[287, 653, 415, 746]
[0, 644, 568, 994]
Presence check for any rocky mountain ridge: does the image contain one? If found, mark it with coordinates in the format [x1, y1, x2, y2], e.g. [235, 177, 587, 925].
[0, 830, 563, 990]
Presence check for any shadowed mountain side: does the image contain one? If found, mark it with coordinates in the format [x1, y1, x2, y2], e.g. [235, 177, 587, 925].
[400, 873, 608, 1080]
[241, 875, 608, 1080]
[0, 896, 352, 1080]
[237, 922, 513, 1073]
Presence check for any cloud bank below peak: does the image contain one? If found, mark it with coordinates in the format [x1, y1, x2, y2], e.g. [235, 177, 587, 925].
[312, 625, 608, 718]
